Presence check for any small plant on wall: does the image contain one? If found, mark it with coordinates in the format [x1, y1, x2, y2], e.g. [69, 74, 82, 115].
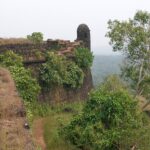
[63, 61, 84, 88]
[74, 47, 94, 69]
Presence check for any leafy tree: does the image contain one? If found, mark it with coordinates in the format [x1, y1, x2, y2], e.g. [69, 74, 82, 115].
[27, 32, 43, 44]
[75, 47, 94, 68]
[106, 10, 150, 100]
[61, 75, 150, 150]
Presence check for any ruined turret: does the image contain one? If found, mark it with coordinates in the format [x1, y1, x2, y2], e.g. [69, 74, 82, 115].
[77, 24, 91, 50]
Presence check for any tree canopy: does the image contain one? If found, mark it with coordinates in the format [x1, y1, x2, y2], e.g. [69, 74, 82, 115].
[106, 10, 150, 100]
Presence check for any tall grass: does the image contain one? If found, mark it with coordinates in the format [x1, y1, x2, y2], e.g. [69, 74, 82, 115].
[43, 101, 84, 150]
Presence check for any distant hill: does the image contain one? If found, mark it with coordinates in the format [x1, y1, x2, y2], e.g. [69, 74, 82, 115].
[91, 55, 124, 87]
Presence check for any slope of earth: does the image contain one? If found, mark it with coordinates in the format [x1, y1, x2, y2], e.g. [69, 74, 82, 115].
[0, 67, 35, 150]
[33, 118, 47, 150]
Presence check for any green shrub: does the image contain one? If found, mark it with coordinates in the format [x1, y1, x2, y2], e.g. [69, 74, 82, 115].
[61, 76, 150, 150]
[74, 47, 94, 68]
[27, 32, 43, 44]
[0, 51, 23, 67]
[64, 62, 84, 88]
[0, 51, 40, 102]
[39, 52, 84, 89]
[39, 52, 66, 88]
[10, 66, 40, 102]
[35, 51, 44, 59]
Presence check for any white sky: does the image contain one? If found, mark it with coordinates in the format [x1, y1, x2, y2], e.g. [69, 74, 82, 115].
[0, 0, 150, 54]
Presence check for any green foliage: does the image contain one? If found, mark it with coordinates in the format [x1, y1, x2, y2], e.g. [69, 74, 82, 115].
[27, 32, 43, 44]
[99, 75, 127, 92]
[0, 51, 53, 125]
[44, 113, 78, 150]
[10, 66, 40, 102]
[35, 51, 44, 59]
[39, 52, 84, 89]
[40, 52, 65, 88]
[64, 62, 84, 88]
[61, 75, 149, 150]
[0, 51, 23, 67]
[0, 51, 40, 102]
[75, 47, 94, 68]
[106, 10, 150, 98]
[43, 101, 84, 150]
[25, 101, 52, 123]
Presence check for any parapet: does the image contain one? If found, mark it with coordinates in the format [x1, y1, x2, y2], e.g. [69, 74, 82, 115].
[0, 39, 83, 64]
[0, 24, 90, 64]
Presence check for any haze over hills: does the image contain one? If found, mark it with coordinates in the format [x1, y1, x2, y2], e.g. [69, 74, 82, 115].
[91, 55, 124, 87]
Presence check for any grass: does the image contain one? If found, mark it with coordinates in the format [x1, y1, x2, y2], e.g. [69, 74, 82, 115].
[43, 101, 84, 150]
[0, 38, 32, 45]
[34, 99, 150, 150]
[44, 114, 76, 150]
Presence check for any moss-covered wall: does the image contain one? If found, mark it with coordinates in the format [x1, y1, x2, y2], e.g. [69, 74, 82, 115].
[39, 69, 93, 103]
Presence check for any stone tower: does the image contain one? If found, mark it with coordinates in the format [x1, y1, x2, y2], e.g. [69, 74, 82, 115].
[77, 24, 91, 50]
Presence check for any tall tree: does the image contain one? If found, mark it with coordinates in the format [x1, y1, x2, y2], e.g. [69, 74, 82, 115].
[106, 10, 150, 101]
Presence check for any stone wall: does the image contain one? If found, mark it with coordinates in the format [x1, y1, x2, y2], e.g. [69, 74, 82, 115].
[0, 40, 83, 64]
[39, 69, 93, 104]
[0, 24, 93, 103]
[0, 40, 93, 103]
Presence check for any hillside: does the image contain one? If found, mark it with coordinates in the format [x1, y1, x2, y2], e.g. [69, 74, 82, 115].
[0, 68, 35, 150]
[91, 55, 123, 87]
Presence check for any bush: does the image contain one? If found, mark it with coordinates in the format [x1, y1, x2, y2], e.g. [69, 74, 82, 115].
[39, 52, 65, 88]
[10, 66, 40, 102]
[64, 62, 84, 88]
[0, 51, 40, 102]
[61, 75, 150, 150]
[74, 47, 94, 68]
[39, 52, 84, 89]
[0, 51, 23, 67]
[27, 32, 43, 44]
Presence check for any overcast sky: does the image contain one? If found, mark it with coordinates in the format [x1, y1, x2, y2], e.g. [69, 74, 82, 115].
[0, 0, 150, 54]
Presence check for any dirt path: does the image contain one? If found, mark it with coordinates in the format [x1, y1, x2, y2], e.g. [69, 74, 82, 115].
[0, 67, 35, 150]
[33, 118, 47, 150]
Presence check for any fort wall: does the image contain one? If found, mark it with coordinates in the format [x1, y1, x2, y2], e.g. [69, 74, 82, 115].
[0, 24, 93, 103]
